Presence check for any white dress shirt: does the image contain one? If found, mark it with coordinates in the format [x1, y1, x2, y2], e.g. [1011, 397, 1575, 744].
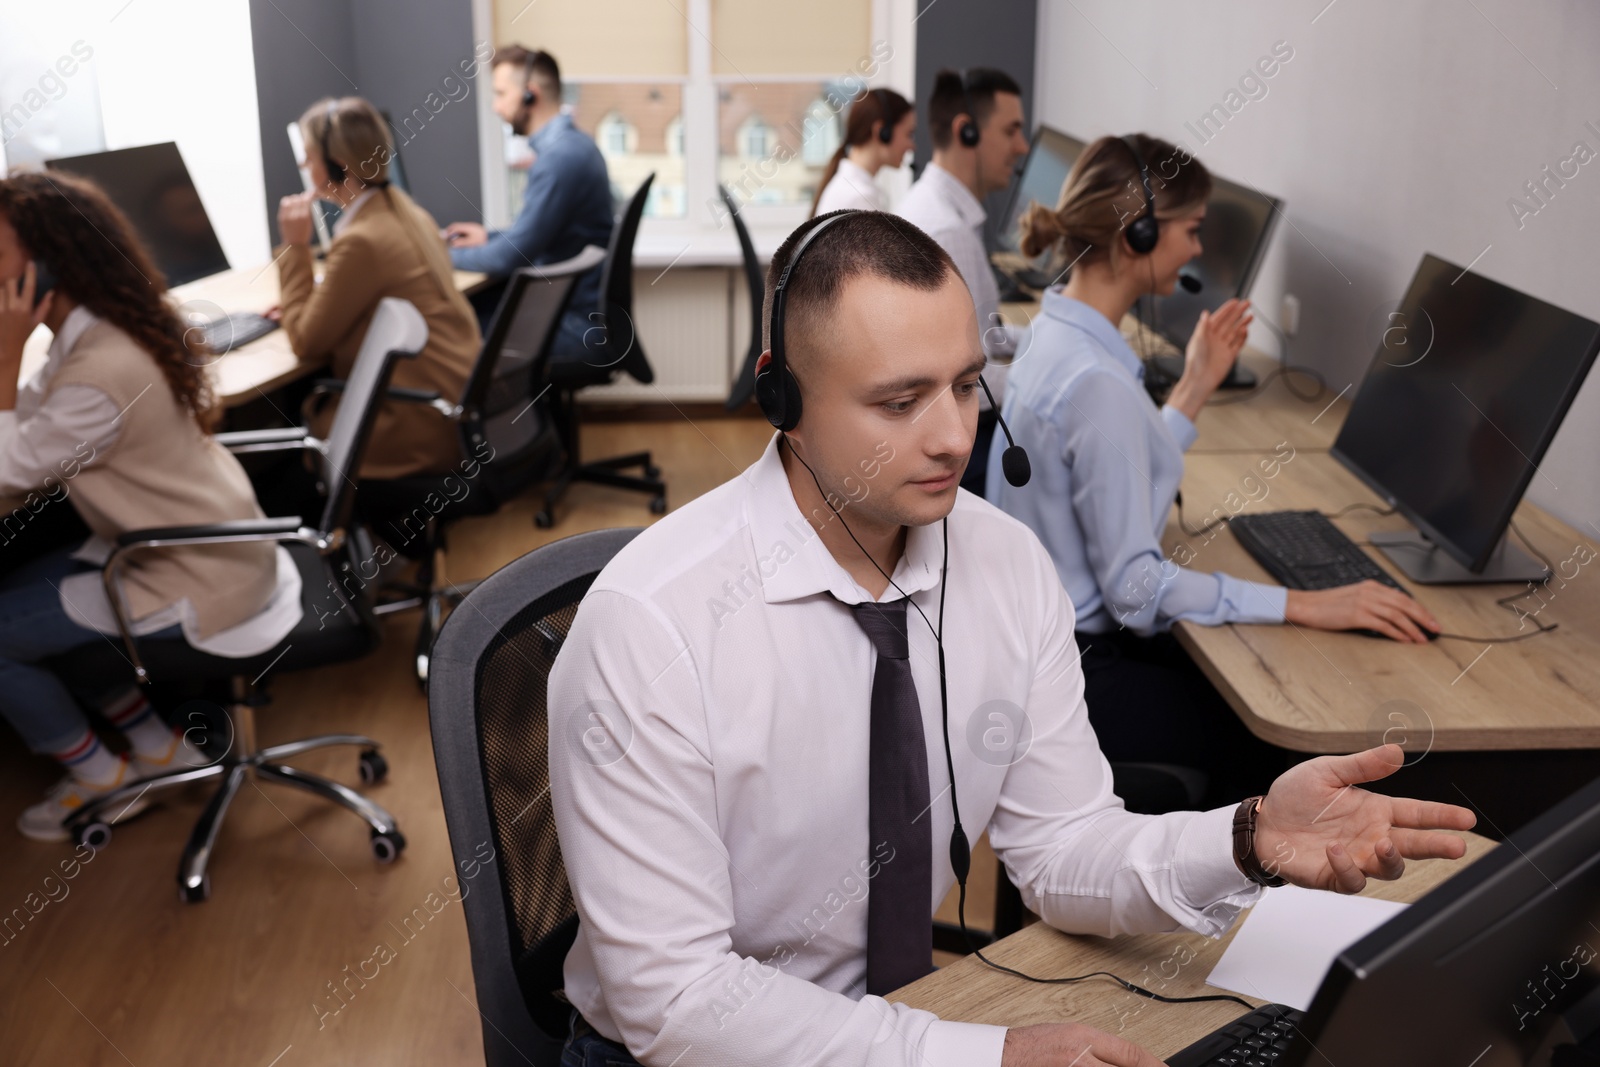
[0, 307, 302, 656]
[548, 433, 1260, 1067]
[815, 157, 884, 215]
[895, 162, 1021, 406]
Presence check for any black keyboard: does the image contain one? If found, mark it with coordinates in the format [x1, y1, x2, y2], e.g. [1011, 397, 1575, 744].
[199, 311, 278, 353]
[1165, 1003, 1305, 1066]
[1228, 510, 1402, 593]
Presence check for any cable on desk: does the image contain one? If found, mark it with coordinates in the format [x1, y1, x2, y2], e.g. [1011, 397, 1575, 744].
[1206, 311, 1328, 406]
[955, 882, 1255, 1009]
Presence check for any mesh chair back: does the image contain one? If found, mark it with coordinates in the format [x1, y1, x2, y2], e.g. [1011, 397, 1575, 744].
[318, 298, 428, 533]
[461, 247, 606, 495]
[428, 527, 644, 1067]
[721, 184, 767, 411]
[595, 174, 655, 385]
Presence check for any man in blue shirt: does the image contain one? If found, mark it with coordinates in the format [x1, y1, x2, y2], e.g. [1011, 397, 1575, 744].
[443, 46, 613, 364]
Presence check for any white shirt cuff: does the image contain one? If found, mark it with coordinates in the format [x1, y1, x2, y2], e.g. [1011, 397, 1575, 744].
[922, 1020, 1008, 1067]
[1160, 404, 1199, 451]
[1175, 805, 1262, 937]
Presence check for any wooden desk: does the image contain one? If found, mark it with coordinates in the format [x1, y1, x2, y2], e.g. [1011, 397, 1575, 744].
[18, 261, 489, 409]
[893, 833, 1498, 1060]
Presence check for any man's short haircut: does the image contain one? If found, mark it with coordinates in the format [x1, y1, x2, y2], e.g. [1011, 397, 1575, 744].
[927, 67, 1022, 150]
[762, 210, 959, 370]
[494, 44, 561, 97]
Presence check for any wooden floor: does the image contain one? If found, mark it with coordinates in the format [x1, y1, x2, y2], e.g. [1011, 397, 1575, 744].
[0, 417, 1000, 1066]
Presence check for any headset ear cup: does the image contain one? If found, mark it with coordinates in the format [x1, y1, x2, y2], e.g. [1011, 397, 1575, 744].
[959, 118, 980, 148]
[1126, 215, 1159, 255]
[879, 120, 894, 145]
[755, 363, 802, 432]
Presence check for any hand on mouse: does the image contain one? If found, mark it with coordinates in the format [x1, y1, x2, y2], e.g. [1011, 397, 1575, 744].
[1285, 580, 1439, 642]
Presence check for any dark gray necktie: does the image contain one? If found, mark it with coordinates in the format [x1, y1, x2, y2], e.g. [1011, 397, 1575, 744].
[848, 597, 933, 995]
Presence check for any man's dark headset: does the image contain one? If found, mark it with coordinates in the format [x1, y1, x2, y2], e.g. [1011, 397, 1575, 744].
[1117, 134, 1160, 255]
[956, 69, 981, 148]
[521, 53, 538, 109]
[755, 210, 1030, 475]
[873, 88, 895, 145]
[320, 100, 346, 186]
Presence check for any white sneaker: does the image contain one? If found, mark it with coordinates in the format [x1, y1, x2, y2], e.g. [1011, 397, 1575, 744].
[17, 761, 151, 842]
[130, 732, 214, 780]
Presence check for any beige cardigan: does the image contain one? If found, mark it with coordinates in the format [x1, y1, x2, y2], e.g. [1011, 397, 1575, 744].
[278, 186, 482, 479]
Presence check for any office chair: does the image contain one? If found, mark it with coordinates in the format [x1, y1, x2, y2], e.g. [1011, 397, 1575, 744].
[60, 298, 427, 903]
[428, 526, 644, 1067]
[329, 246, 606, 687]
[722, 184, 766, 413]
[536, 174, 666, 528]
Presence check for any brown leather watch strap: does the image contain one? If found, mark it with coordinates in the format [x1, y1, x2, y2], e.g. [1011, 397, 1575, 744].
[1233, 795, 1287, 887]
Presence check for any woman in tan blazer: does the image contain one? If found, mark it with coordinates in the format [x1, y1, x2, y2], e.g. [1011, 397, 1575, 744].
[277, 96, 482, 479]
[0, 172, 299, 841]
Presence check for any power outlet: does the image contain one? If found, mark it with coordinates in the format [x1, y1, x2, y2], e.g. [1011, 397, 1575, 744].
[1281, 293, 1301, 337]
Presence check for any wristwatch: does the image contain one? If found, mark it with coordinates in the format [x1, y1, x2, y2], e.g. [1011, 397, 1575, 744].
[1233, 795, 1287, 887]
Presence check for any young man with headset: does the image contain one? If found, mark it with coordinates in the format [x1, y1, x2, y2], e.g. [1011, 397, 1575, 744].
[547, 209, 1475, 1067]
[442, 46, 612, 358]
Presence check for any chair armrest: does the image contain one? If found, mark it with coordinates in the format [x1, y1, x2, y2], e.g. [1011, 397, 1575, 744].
[215, 427, 322, 455]
[103, 517, 335, 683]
[114, 516, 308, 548]
[304, 379, 460, 420]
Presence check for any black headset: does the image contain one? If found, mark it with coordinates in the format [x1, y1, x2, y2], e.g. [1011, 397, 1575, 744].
[758, 210, 1030, 483]
[873, 88, 895, 145]
[319, 100, 347, 186]
[1117, 135, 1160, 255]
[521, 52, 539, 109]
[955, 70, 981, 148]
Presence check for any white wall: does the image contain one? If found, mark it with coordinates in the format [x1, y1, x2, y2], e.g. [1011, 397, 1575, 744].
[1, 0, 268, 267]
[1033, 0, 1600, 531]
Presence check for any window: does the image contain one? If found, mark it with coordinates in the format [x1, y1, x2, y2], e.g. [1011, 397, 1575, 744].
[490, 0, 906, 234]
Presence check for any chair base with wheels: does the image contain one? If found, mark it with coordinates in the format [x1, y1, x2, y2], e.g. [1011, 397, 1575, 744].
[534, 391, 665, 528]
[68, 675, 402, 903]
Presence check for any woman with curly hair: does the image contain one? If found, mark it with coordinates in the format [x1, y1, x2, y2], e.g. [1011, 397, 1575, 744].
[0, 171, 301, 841]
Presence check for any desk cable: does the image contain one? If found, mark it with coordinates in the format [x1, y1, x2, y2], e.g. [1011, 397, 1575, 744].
[1205, 310, 1326, 406]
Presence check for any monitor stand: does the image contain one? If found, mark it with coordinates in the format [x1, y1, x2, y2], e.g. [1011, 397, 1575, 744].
[1369, 530, 1550, 584]
[1149, 354, 1257, 389]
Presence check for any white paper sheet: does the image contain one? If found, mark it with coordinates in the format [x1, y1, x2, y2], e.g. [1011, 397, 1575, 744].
[1206, 885, 1408, 1010]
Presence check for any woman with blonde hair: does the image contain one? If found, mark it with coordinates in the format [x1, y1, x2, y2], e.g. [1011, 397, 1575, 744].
[809, 88, 915, 217]
[277, 95, 481, 479]
[986, 133, 1438, 804]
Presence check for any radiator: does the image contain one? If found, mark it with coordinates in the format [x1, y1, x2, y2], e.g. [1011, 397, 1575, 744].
[582, 267, 734, 403]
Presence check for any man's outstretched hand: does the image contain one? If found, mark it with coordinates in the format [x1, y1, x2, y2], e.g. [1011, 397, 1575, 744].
[1253, 744, 1476, 893]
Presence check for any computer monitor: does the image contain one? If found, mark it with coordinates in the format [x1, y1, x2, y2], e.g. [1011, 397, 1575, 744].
[997, 125, 1087, 256]
[1331, 254, 1600, 583]
[1281, 773, 1600, 1065]
[45, 142, 230, 287]
[1142, 173, 1282, 352]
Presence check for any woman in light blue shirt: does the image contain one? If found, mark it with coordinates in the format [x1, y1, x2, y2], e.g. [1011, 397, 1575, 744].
[987, 134, 1437, 804]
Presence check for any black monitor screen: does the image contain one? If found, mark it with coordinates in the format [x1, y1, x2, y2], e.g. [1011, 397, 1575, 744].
[1144, 175, 1280, 347]
[1332, 254, 1600, 572]
[997, 125, 1086, 254]
[46, 142, 230, 287]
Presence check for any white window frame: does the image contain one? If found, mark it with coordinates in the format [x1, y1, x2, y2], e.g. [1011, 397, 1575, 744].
[473, 0, 917, 246]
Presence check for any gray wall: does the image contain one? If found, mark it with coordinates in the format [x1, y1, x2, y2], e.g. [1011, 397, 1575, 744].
[913, 0, 1037, 249]
[248, 0, 484, 241]
[1034, 0, 1600, 533]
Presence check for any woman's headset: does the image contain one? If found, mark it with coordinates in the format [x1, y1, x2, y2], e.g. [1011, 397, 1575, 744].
[873, 88, 895, 145]
[319, 100, 347, 186]
[1117, 135, 1160, 255]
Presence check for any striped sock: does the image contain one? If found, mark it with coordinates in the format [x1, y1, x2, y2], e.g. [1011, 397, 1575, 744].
[48, 729, 123, 785]
[103, 689, 176, 761]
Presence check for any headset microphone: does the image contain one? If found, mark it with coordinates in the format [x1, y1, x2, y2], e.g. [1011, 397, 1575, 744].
[1178, 269, 1203, 294]
[977, 375, 1030, 487]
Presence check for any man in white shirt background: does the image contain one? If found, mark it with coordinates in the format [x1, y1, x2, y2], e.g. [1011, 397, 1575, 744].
[546, 210, 1476, 1067]
[896, 67, 1031, 494]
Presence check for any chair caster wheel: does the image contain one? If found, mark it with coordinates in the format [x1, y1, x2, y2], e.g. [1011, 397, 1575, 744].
[371, 829, 406, 863]
[179, 875, 210, 903]
[534, 509, 554, 529]
[75, 820, 112, 851]
[649, 496, 667, 515]
[645, 464, 661, 479]
[359, 749, 388, 784]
